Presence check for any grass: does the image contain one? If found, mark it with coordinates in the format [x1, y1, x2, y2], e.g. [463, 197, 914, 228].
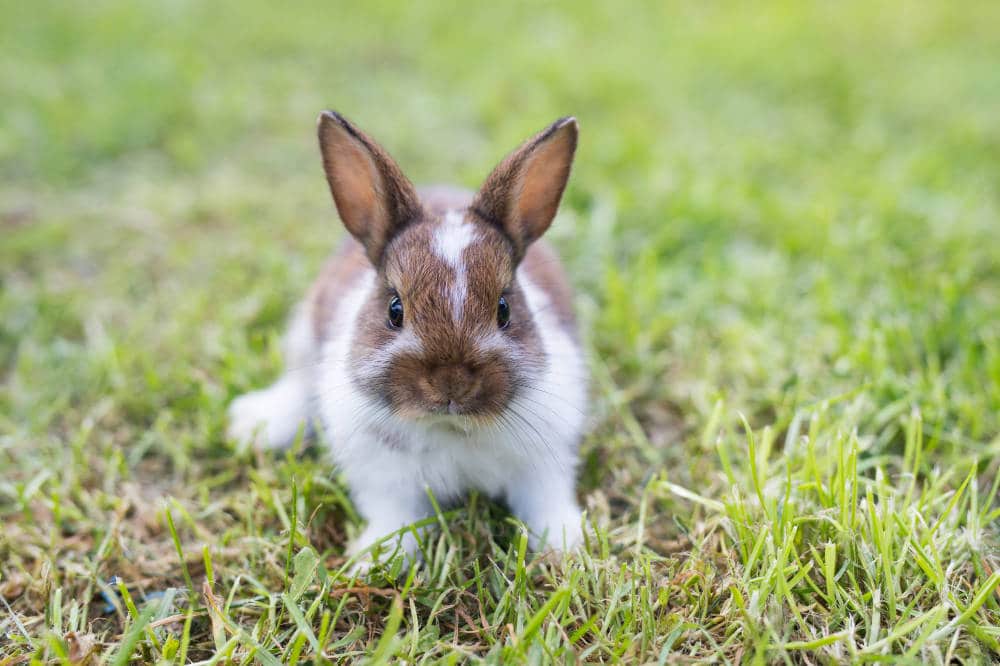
[2, 0, 1000, 662]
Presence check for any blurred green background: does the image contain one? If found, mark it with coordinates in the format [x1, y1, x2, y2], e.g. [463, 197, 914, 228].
[2, 1, 999, 661]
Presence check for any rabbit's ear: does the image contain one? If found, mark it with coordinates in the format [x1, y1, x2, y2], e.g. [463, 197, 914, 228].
[317, 111, 422, 264]
[471, 117, 578, 260]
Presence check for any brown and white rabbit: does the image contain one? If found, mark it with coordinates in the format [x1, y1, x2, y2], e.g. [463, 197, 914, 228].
[228, 111, 588, 565]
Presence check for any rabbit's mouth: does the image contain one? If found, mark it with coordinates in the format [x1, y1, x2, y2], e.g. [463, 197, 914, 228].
[406, 401, 520, 434]
[415, 412, 479, 435]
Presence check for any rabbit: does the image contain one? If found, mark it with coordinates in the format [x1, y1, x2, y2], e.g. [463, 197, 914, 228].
[227, 111, 588, 566]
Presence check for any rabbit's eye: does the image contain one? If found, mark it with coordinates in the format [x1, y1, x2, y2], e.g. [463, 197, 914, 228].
[387, 295, 404, 329]
[497, 295, 511, 329]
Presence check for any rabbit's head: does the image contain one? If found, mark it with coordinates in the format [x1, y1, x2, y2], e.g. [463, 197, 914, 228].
[317, 111, 577, 421]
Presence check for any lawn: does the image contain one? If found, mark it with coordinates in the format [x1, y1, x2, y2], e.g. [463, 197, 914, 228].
[2, 1, 1000, 663]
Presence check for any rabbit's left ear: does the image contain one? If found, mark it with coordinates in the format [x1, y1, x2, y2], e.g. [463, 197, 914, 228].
[471, 117, 578, 260]
[317, 111, 422, 265]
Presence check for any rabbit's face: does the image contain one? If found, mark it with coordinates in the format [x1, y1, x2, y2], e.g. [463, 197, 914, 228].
[350, 213, 542, 421]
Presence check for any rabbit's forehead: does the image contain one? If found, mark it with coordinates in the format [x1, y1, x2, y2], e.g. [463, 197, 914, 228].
[386, 212, 513, 323]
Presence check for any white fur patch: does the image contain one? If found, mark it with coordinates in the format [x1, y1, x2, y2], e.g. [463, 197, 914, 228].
[323, 270, 380, 385]
[433, 210, 477, 323]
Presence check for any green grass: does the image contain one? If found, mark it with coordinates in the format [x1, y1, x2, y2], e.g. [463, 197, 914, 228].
[2, 1, 1000, 662]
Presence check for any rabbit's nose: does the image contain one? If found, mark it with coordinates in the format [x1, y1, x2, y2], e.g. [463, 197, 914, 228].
[430, 364, 480, 403]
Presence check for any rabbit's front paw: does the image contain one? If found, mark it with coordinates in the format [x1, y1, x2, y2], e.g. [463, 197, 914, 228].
[227, 380, 308, 450]
[506, 471, 585, 553]
[528, 507, 584, 553]
[344, 521, 424, 579]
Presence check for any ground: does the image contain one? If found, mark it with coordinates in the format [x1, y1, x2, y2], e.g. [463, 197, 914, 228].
[2, 1, 1000, 663]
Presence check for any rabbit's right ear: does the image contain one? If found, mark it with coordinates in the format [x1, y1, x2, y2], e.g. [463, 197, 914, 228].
[317, 111, 422, 264]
